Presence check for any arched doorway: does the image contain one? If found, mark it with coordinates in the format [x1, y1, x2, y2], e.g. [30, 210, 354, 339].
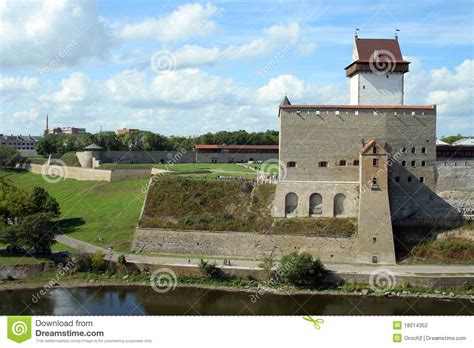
[285, 192, 298, 217]
[309, 193, 322, 215]
[334, 193, 346, 216]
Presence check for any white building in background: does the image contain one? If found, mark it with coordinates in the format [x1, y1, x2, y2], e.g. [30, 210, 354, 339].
[346, 35, 410, 106]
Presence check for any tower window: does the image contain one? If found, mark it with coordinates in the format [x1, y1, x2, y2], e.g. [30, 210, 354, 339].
[411, 160, 416, 167]
[362, 85, 366, 89]
[339, 160, 346, 166]
[287, 161, 297, 168]
[408, 176, 412, 183]
[372, 147, 377, 154]
[411, 147, 416, 154]
[373, 237, 377, 243]
[420, 177, 425, 183]
[421, 147, 426, 154]
[401, 147, 406, 153]
[402, 160, 406, 167]
[318, 161, 328, 168]
[373, 158, 379, 167]
[386, 75, 389, 78]
[395, 176, 400, 183]
[353, 159, 359, 166]
[421, 160, 426, 167]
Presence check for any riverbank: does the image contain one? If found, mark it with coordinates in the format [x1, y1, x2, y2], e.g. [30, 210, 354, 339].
[1, 272, 473, 301]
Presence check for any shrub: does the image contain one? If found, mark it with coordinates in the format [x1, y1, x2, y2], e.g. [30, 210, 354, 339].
[90, 251, 106, 272]
[71, 251, 92, 272]
[198, 259, 221, 279]
[277, 252, 327, 287]
[258, 253, 276, 278]
[117, 254, 127, 266]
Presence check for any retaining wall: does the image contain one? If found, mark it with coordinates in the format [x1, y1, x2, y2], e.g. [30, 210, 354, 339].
[26, 164, 150, 182]
[133, 228, 356, 263]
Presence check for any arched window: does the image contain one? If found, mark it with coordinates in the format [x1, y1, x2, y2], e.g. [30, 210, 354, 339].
[285, 193, 298, 217]
[334, 193, 347, 216]
[309, 193, 322, 215]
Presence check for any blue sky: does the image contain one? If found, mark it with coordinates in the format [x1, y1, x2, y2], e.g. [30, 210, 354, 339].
[1, 0, 472, 137]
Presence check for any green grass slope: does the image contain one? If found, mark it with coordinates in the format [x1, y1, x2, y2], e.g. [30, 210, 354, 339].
[0, 171, 148, 252]
[140, 176, 356, 237]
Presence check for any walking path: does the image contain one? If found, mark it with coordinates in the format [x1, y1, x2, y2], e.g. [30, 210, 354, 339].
[55, 235, 474, 276]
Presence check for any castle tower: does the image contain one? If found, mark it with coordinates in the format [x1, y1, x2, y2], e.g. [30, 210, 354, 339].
[345, 35, 410, 105]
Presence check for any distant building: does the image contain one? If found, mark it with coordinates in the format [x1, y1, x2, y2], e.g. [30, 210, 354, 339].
[0, 134, 39, 150]
[45, 127, 86, 135]
[116, 128, 139, 135]
[452, 137, 474, 146]
[194, 144, 278, 163]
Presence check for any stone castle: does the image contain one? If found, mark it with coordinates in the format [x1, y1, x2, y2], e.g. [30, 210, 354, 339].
[273, 35, 451, 264]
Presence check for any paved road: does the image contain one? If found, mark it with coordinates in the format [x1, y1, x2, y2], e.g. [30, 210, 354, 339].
[55, 235, 474, 276]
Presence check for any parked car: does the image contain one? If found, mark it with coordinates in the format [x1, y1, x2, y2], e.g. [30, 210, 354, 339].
[6, 245, 27, 256]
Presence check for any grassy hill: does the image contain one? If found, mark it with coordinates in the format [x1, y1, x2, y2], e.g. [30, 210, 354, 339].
[0, 171, 148, 252]
[140, 176, 356, 237]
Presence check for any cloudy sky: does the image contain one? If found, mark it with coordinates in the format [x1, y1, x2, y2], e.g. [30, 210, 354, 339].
[1, 0, 472, 137]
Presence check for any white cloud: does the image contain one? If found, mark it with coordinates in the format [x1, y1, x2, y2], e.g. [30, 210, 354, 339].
[0, 0, 113, 70]
[118, 3, 218, 42]
[43, 72, 102, 105]
[0, 76, 39, 95]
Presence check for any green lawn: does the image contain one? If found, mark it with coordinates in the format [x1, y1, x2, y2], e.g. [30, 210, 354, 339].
[0, 255, 49, 265]
[99, 163, 254, 173]
[0, 171, 148, 252]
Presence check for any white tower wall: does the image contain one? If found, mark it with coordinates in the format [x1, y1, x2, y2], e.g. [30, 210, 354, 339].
[350, 72, 404, 106]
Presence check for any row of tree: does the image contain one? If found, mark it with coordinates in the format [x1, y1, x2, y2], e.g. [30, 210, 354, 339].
[0, 180, 60, 254]
[36, 129, 279, 156]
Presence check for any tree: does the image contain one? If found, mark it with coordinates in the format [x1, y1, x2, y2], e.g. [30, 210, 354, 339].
[31, 187, 60, 217]
[0, 145, 20, 168]
[2, 213, 56, 254]
[277, 252, 327, 287]
[440, 134, 465, 145]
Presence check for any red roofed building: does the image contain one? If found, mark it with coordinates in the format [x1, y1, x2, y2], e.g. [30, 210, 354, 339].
[194, 144, 278, 163]
[346, 34, 410, 105]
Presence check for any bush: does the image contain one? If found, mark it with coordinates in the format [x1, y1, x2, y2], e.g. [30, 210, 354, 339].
[198, 259, 221, 279]
[117, 254, 127, 266]
[90, 251, 106, 272]
[277, 252, 327, 287]
[71, 251, 92, 272]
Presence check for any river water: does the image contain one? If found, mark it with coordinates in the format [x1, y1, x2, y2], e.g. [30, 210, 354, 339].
[0, 286, 472, 315]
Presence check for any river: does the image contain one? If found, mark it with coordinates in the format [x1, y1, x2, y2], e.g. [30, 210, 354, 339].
[0, 286, 472, 315]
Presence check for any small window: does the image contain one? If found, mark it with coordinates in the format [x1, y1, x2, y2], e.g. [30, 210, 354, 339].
[318, 161, 328, 168]
[411, 160, 416, 167]
[420, 177, 425, 183]
[372, 255, 378, 264]
[372, 147, 377, 154]
[373, 158, 379, 167]
[411, 147, 416, 154]
[401, 147, 406, 153]
[421, 147, 426, 154]
[372, 177, 378, 185]
[408, 176, 412, 183]
[395, 176, 400, 183]
[402, 160, 406, 167]
[386, 75, 389, 79]
[335, 111, 340, 116]
[339, 160, 346, 166]
[421, 160, 426, 167]
[287, 161, 297, 168]
[353, 159, 359, 166]
[362, 85, 366, 89]
[372, 237, 377, 243]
